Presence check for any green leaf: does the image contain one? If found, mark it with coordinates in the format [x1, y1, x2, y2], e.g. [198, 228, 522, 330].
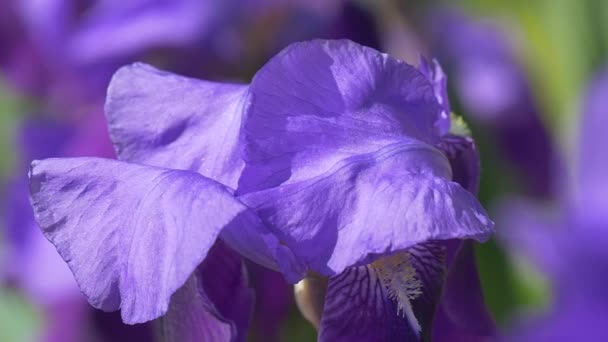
[0, 289, 42, 342]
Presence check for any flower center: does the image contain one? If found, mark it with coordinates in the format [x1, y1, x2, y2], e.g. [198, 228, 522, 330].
[371, 252, 422, 333]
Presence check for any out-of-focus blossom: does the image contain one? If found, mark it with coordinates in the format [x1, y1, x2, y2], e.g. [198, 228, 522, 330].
[428, 10, 558, 198]
[28, 39, 494, 341]
[2, 0, 233, 103]
[500, 70, 608, 341]
[576, 70, 608, 222]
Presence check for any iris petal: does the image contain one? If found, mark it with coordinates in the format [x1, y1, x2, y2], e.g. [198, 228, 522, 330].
[438, 134, 480, 194]
[159, 271, 234, 342]
[200, 241, 254, 342]
[159, 241, 253, 342]
[29, 157, 259, 323]
[419, 57, 451, 135]
[106, 62, 248, 188]
[240, 39, 442, 194]
[319, 243, 445, 342]
[241, 140, 492, 276]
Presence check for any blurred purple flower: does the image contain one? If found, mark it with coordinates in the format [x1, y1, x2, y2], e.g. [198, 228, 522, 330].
[28, 39, 494, 340]
[1, 0, 228, 104]
[576, 71, 608, 222]
[428, 11, 558, 198]
[500, 70, 608, 340]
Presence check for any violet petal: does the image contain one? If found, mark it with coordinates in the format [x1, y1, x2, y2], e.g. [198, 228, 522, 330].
[29, 157, 260, 324]
[239, 39, 442, 194]
[319, 243, 445, 342]
[241, 140, 493, 276]
[105, 62, 247, 189]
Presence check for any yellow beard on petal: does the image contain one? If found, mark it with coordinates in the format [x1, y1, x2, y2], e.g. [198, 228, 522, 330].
[371, 252, 422, 333]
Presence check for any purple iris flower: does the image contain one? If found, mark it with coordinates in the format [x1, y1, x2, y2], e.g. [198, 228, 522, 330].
[28, 39, 494, 340]
[428, 11, 558, 198]
[500, 70, 608, 340]
[2, 0, 228, 101]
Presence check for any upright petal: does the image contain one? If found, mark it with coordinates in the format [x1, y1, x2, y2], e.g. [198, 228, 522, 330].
[29, 157, 259, 323]
[105, 62, 248, 189]
[240, 39, 442, 194]
[419, 57, 451, 135]
[241, 140, 493, 276]
[319, 243, 445, 342]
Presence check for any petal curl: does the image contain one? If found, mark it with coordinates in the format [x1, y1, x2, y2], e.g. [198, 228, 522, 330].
[419, 57, 450, 134]
[29, 157, 258, 323]
[105, 62, 247, 188]
[240, 39, 442, 194]
[241, 141, 493, 276]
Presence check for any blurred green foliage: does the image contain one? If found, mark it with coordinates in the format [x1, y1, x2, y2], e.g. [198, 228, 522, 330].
[0, 288, 41, 341]
[0, 78, 20, 178]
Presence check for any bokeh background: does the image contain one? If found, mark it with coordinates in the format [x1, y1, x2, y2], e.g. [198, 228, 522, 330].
[0, 0, 606, 341]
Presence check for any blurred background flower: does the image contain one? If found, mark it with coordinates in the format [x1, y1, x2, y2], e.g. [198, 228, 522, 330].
[1, 0, 606, 341]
